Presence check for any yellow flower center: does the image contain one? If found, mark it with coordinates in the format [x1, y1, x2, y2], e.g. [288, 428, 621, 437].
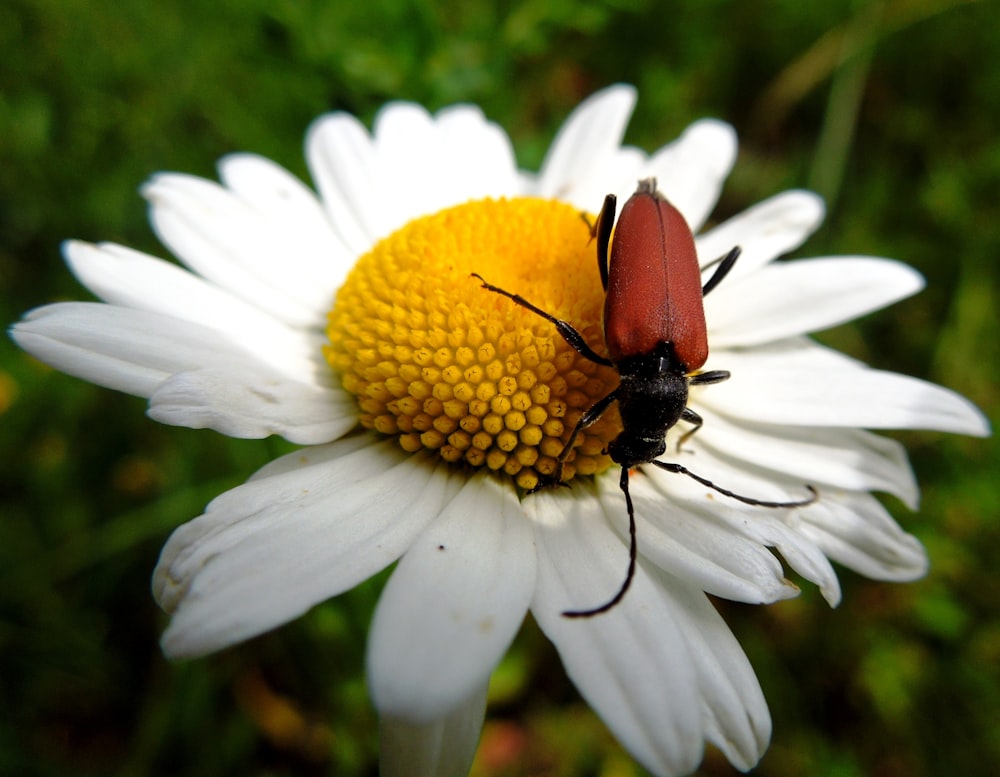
[325, 197, 622, 491]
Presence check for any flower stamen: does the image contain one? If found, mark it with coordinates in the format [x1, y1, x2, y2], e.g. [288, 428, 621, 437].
[325, 198, 622, 490]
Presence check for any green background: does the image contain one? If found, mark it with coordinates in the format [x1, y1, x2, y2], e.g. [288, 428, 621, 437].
[2, 0, 998, 775]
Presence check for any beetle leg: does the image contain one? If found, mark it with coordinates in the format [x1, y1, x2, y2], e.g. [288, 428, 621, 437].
[471, 273, 614, 367]
[594, 193, 616, 291]
[530, 388, 619, 492]
[675, 406, 704, 452]
[701, 246, 741, 296]
[678, 371, 730, 450]
[575, 193, 616, 290]
[689, 370, 730, 386]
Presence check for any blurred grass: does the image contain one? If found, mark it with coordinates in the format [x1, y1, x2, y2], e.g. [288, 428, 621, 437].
[1, 0, 997, 775]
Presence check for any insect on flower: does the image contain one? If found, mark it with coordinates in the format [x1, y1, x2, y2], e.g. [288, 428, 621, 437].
[475, 178, 818, 617]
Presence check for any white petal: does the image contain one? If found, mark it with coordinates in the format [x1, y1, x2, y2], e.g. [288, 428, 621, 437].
[373, 103, 524, 227]
[149, 366, 355, 445]
[687, 407, 920, 509]
[368, 473, 534, 721]
[695, 190, 825, 279]
[799, 492, 928, 581]
[645, 119, 738, 232]
[380, 683, 488, 777]
[528, 486, 705, 777]
[537, 84, 638, 204]
[434, 105, 522, 199]
[154, 439, 463, 657]
[645, 570, 771, 771]
[306, 110, 385, 255]
[217, 153, 356, 295]
[371, 102, 455, 230]
[578, 146, 649, 213]
[11, 302, 253, 398]
[143, 173, 330, 327]
[602, 470, 800, 605]
[707, 257, 925, 347]
[62, 240, 328, 383]
[12, 298, 341, 442]
[704, 341, 991, 437]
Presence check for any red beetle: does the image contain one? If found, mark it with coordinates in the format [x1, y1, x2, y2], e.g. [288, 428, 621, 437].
[475, 178, 815, 617]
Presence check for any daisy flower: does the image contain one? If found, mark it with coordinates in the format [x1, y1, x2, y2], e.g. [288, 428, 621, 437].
[11, 85, 989, 777]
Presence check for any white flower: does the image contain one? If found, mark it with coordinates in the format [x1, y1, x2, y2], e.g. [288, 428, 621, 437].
[11, 85, 989, 777]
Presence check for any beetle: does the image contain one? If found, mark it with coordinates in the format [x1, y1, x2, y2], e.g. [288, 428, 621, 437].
[474, 178, 816, 617]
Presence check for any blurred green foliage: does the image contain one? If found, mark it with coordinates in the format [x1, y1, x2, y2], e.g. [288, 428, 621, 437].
[2, 0, 998, 775]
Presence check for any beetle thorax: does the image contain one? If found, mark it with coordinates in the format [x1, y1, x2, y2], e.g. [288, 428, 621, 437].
[607, 342, 689, 468]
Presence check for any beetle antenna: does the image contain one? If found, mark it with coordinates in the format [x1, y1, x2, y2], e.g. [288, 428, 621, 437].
[562, 467, 638, 618]
[652, 461, 818, 507]
[471, 273, 614, 367]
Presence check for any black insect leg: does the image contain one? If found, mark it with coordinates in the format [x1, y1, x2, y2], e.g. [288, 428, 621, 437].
[533, 389, 619, 492]
[689, 370, 730, 386]
[701, 246, 741, 296]
[674, 407, 704, 453]
[594, 193, 616, 291]
[674, 371, 729, 451]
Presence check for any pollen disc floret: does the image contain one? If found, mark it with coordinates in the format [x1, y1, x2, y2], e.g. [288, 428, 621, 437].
[325, 197, 621, 490]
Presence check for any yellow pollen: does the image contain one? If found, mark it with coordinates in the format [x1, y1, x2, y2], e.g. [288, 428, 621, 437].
[325, 197, 621, 491]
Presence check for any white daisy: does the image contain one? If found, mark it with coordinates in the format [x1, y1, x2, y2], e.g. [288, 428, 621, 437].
[11, 85, 989, 777]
